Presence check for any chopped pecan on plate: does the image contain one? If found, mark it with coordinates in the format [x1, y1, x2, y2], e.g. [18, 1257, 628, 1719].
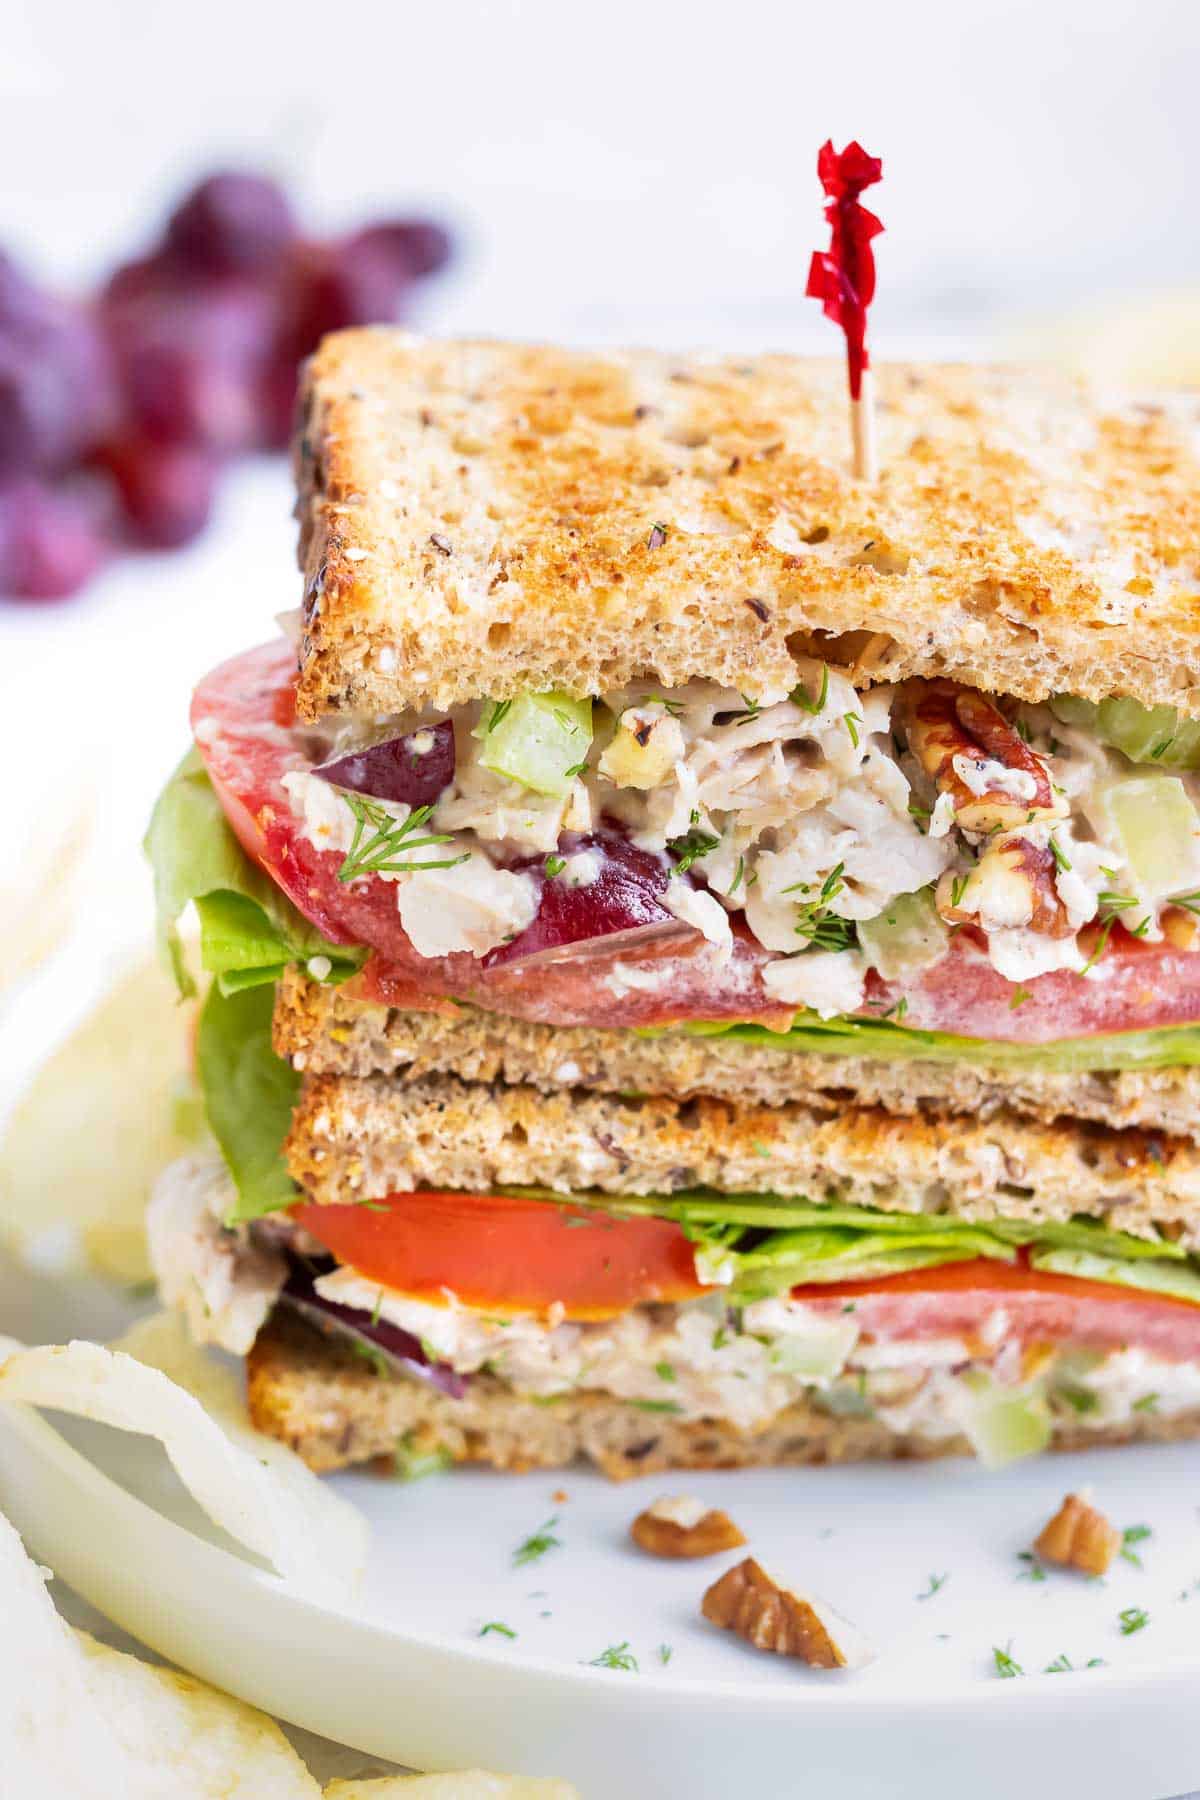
[701, 1556, 875, 1669]
[630, 1494, 747, 1560]
[1033, 1491, 1121, 1576]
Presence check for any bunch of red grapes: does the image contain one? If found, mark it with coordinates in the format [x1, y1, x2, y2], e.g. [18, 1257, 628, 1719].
[0, 171, 451, 601]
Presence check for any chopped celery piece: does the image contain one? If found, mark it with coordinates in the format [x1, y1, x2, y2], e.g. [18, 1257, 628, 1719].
[1050, 693, 1200, 768]
[1031, 1247, 1200, 1307]
[479, 693, 592, 797]
[1048, 694, 1098, 731]
[1102, 775, 1200, 897]
[858, 886, 948, 980]
[956, 1371, 1051, 1469]
[1098, 697, 1184, 763]
[768, 1318, 860, 1379]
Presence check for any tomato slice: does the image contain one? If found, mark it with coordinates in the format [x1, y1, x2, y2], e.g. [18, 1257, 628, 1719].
[291, 1191, 707, 1320]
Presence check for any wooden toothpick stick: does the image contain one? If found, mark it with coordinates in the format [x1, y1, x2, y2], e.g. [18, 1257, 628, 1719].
[806, 139, 884, 482]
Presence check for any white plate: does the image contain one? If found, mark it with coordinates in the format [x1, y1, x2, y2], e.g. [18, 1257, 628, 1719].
[2, 1259, 1200, 1800]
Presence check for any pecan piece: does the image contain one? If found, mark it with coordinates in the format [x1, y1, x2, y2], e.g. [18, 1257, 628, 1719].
[936, 833, 1073, 937]
[1034, 1492, 1121, 1576]
[701, 1557, 875, 1669]
[899, 678, 1066, 835]
[630, 1495, 746, 1560]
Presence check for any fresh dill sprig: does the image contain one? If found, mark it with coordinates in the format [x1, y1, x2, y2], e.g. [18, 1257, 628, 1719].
[589, 1641, 639, 1672]
[916, 1572, 948, 1601]
[513, 1515, 562, 1568]
[1118, 1606, 1149, 1636]
[667, 827, 720, 874]
[336, 797, 468, 883]
[992, 1643, 1024, 1679]
[479, 1621, 517, 1639]
[783, 862, 857, 953]
[790, 664, 830, 716]
[1121, 1524, 1152, 1569]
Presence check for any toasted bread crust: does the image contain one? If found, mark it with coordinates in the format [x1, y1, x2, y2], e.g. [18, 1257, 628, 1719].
[284, 1068, 1200, 1249]
[293, 333, 1200, 722]
[247, 1310, 1200, 1478]
[273, 970, 1200, 1142]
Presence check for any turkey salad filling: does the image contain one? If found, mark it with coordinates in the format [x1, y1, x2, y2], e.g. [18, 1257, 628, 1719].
[149, 1151, 1200, 1464]
[282, 665, 1200, 1006]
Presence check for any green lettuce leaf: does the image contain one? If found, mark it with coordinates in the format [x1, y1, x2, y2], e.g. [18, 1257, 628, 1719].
[1031, 1247, 1200, 1306]
[144, 749, 365, 998]
[195, 982, 299, 1223]
[721, 1226, 1015, 1296]
[646, 1013, 1200, 1074]
[505, 1184, 1200, 1304]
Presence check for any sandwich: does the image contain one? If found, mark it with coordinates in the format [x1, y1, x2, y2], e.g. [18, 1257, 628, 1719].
[146, 331, 1200, 1477]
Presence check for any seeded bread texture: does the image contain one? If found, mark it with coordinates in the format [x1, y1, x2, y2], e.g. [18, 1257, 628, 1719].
[285, 1069, 1200, 1249]
[247, 1310, 1200, 1478]
[293, 332, 1200, 722]
[273, 971, 1200, 1142]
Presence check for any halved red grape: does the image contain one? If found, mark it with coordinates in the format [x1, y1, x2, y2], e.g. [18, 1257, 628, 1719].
[0, 478, 109, 601]
[166, 172, 297, 276]
[484, 832, 691, 969]
[99, 435, 221, 549]
[313, 719, 455, 807]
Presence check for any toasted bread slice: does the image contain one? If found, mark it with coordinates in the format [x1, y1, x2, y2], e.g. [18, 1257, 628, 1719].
[293, 332, 1200, 722]
[273, 970, 1200, 1143]
[284, 1068, 1200, 1248]
[248, 1310, 1200, 1478]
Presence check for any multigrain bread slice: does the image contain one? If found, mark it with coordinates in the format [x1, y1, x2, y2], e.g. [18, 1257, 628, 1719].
[247, 1310, 1200, 1478]
[293, 332, 1200, 722]
[284, 1069, 1200, 1249]
[273, 969, 1200, 1142]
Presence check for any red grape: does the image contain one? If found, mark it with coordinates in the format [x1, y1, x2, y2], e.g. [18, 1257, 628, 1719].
[0, 250, 53, 331]
[0, 301, 116, 473]
[314, 719, 456, 807]
[0, 171, 451, 599]
[166, 172, 297, 276]
[98, 435, 220, 549]
[103, 276, 278, 452]
[276, 238, 409, 365]
[484, 833, 687, 970]
[0, 478, 109, 601]
[343, 219, 452, 281]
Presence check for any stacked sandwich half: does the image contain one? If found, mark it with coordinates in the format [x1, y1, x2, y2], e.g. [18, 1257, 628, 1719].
[147, 332, 1200, 1478]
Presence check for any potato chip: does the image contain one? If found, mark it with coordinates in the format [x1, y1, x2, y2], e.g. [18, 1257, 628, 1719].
[0, 1326, 365, 1602]
[116, 1310, 368, 1595]
[0, 801, 88, 996]
[0, 1506, 137, 1798]
[0, 956, 199, 1284]
[0, 1502, 321, 1796]
[77, 1631, 320, 1798]
[324, 1778, 580, 1799]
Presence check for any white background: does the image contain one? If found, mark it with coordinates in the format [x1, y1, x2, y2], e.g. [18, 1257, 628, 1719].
[4, 0, 1199, 351]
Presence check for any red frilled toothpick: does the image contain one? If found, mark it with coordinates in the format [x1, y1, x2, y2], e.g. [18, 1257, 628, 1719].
[806, 139, 884, 481]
